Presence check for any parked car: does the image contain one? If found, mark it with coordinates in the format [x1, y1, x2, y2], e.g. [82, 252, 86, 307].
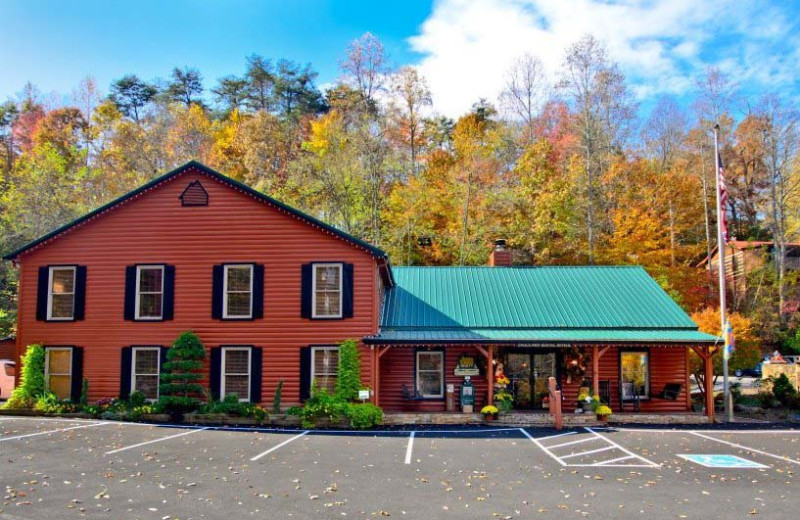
[783, 355, 800, 365]
[734, 363, 762, 378]
[0, 359, 14, 399]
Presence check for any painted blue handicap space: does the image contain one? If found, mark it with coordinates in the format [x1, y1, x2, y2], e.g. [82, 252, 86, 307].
[677, 454, 768, 469]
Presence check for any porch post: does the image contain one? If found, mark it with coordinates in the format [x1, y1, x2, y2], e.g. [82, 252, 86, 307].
[371, 345, 377, 405]
[487, 345, 494, 406]
[592, 345, 599, 396]
[704, 346, 715, 421]
[374, 347, 380, 406]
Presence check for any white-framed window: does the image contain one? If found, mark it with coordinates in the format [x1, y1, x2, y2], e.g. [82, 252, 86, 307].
[311, 346, 339, 394]
[47, 266, 76, 320]
[312, 263, 342, 318]
[416, 350, 444, 398]
[621, 350, 650, 400]
[135, 265, 164, 320]
[45, 347, 72, 399]
[221, 347, 251, 401]
[223, 265, 253, 319]
[132, 347, 160, 400]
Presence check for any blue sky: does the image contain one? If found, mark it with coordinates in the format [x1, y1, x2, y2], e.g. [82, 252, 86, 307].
[2, 0, 799, 117]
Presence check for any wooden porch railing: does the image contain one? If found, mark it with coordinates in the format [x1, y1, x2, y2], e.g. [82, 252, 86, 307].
[548, 376, 562, 430]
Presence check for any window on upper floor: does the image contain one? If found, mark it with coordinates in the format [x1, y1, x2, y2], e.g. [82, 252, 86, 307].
[312, 263, 342, 319]
[223, 265, 253, 319]
[135, 266, 164, 320]
[47, 267, 76, 320]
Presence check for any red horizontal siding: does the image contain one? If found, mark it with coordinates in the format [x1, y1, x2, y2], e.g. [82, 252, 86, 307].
[16, 167, 380, 406]
[561, 345, 691, 413]
[379, 345, 488, 412]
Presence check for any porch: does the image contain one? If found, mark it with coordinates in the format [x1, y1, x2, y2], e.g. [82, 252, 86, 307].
[367, 342, 720, 422]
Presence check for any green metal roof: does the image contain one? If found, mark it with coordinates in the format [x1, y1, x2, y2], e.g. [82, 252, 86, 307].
[366, 266, 717, 344]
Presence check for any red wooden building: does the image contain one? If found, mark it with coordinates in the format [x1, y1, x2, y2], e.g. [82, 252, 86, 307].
[3, 162, 720, 419]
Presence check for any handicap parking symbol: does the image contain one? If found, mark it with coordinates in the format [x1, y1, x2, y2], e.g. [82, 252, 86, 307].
[677, 454, 768, 468]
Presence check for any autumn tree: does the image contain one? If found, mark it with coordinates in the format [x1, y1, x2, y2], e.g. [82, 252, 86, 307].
[389, 67, 432, 173]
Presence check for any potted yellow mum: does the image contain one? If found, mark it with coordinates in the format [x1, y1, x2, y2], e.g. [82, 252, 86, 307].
[595, 405, 612, 422]
[481, 405, 499, 421]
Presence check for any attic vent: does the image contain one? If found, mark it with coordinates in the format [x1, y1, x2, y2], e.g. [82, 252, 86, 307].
[179, 180, 209, 206]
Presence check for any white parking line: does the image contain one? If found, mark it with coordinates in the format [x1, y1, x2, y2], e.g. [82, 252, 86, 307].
[560, 445, 615, 459]
[105, 427, 210, 455]
[688, 431, 800, 466]
[548, 436, 597, 449]
[405, 431, 415, 464]
[596, 455, 635, 465]
[584, 427, 661, 468]
[250, 430, 309, 461]
[536, 431, 577, 442]
[519, 428, 567, 466]
[0, 421, 108, 442]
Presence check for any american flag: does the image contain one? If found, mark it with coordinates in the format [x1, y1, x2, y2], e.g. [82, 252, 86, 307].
[717, 152, 729, 242]
[723, 320, 735, 360]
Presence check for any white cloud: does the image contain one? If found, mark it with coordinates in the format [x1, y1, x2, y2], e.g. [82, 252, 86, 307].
[407, 0, 798, 117]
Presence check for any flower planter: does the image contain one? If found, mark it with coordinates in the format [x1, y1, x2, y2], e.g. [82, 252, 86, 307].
[597, 415, 610, 422]
[483, 414, 496, 422]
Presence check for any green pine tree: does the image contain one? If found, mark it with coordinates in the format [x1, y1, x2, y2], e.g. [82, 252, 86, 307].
[2, 344, 45, 409]
[159, 331, 206, 414]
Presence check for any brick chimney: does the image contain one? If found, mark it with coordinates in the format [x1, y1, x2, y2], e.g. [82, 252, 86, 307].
[489, 239, 513, 267]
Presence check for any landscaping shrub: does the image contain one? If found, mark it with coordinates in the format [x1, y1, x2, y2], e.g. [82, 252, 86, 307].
[198, 394, 268, 421]
[335, 339, 361, 401]
[128, 390, 147, 408]
[771, 374, 796, 406]
[756, 389, 775, 409]
[80, 378, 89, 406]
[159, 331, 206, 416]
[3, 344, 46, 409]
[287, 386, 349, 428]
[34, 392, 79, 414]
[345, 402, 383, 429]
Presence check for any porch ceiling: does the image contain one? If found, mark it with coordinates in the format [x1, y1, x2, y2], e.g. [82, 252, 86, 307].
[363, 328, 719, 344]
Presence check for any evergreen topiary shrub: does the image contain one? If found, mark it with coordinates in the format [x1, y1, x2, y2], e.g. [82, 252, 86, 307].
[335, 339, 361, 401]
[3, 344, 46, 409]
[772, 373, 796, 406]
[159, 331, 206, 417]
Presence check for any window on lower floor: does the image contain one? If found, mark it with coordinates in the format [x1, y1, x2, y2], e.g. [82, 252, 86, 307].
[132, 347, 160, 400]
[222, 347, 251, 401]
[416, 350, 444, 398]
[45, 347, 72, 399]
[620, 350, 650, 400]
[311, 346, 339, 394]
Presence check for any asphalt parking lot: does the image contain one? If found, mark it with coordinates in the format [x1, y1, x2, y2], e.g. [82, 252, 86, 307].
[1, 418, 799, 519]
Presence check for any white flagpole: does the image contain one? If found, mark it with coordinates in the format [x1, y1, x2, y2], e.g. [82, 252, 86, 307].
[713, 124, 732, 422]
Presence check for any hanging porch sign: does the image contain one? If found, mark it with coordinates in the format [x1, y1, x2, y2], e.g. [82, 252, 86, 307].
[517, 343, 571, 349]
[454, 353, 480, 376]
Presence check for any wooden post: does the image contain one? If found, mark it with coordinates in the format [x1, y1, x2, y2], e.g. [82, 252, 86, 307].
[374, 347, 380, 406]
[549, 376, 562, 430]
[592, 345, 599, 396]
[704, 346, 715, 421]
[487, 345, 494, 406]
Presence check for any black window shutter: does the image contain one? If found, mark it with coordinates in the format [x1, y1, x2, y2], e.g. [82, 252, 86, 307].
[252, 265, 264, 319]
[70, 347, 84, 403]
[163, 265, 175, 320]
[342, 263, 354, 318]
[250, 347, 263, 403]
[74, 266, 87, 320]
[209, 347, 222, 400]
[299, 346, 311, 401]
[159, 345, 169, 368]
[119, 347, 133, 400]
[124, 266, 137, 320]
[300, 264, 312, 319]
[36, 267, 49, 321]
[212, 265, 224, 319]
